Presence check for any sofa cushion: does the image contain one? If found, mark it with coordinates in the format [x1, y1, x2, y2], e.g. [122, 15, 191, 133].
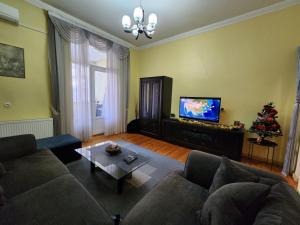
[253, 182, 300, 225]
[0, 149, 69, 198]
[123, 173, 209, 225]
[209, 157, 259, 193]
[0, 134, 37, 161]
[0, 174, 114, 225]
[201, 182, 270, 225]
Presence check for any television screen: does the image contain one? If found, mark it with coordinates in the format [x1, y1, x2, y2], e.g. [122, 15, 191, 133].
[179, 97, 221, 122]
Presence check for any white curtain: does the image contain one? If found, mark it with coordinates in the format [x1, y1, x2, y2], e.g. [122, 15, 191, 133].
[70, 36, 92, 141]
[56, 33, 74, 135]
[104, 43, 129, 135]
[48, 13, 129, 140]
[282, 47, 300, 175]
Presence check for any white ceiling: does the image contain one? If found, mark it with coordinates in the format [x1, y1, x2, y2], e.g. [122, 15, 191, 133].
[41, 0, 283, 47]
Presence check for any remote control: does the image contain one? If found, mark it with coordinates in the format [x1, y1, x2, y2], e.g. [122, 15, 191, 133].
[124, 154, 137, 164]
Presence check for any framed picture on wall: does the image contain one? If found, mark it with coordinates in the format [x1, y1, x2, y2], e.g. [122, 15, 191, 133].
[0, 43, 25, 78]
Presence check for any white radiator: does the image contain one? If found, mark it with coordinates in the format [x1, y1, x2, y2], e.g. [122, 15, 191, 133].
[0, 118, 53, 139]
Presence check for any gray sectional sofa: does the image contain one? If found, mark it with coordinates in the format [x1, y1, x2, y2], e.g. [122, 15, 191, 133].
[0, 134, 114, 225]
[1, 134, 300, 225]
[124, 151, 300, 225]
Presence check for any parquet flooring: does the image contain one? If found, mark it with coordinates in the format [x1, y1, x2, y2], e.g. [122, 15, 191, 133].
[84, 133, 297, 189]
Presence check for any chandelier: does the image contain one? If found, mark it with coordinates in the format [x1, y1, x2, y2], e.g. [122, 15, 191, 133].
[122, 2, 157, 40]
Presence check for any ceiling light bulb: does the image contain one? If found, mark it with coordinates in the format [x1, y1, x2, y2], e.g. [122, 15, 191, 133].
[147, 30, 155, 36]
[133, 6, 144, 23]
[132, 29, 139, 37]
[148, 13, 157, 26]
[147, 24, 155, 32]
[122, 15, 131, 29]
[132, 24, 138, 36]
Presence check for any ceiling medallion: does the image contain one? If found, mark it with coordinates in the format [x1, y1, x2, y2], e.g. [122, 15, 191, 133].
[122, 1, 157, 40]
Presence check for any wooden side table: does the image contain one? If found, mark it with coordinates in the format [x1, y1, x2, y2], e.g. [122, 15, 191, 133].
[248, 138, 278, 169]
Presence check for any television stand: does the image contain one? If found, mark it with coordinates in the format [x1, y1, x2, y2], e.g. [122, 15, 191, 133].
[162, 119, 244, 161]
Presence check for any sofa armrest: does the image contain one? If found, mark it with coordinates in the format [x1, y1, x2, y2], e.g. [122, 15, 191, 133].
[0, 134, 37, 161]
[184, 150, 221, 189]
[184, 150, 285, 189]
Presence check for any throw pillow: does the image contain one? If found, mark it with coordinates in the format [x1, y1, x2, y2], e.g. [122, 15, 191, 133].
[209, 157, 259, 194]
[0, 163, 6, 177]
[253, 182, 300, 225]
[201, 182, 270, 225]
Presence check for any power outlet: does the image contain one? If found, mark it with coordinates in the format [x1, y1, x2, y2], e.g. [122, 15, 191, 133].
[3, 102, 12, 108]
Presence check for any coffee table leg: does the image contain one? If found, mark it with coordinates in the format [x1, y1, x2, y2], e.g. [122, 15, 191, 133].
[117, 178, 124, 194]
[117, 173, 133, 194]
[90, 162, 96, 173]
[126, 172, 133, 179]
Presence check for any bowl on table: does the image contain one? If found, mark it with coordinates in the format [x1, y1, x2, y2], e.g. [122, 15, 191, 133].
[105, 144, 122, 155]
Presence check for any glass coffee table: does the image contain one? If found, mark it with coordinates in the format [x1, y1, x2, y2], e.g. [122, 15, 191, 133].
[75, 141, 151, 194]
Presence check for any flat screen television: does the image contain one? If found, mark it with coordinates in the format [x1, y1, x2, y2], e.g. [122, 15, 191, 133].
[179, 97, 221, 122]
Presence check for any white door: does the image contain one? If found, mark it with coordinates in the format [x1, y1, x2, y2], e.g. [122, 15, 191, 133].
[90, 66, 107, 135]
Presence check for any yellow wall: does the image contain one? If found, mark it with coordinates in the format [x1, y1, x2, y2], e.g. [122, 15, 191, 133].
[137, 5, 300, 163]
[0, 0, 51, 121]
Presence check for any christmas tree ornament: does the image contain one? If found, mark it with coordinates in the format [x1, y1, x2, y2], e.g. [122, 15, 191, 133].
[249, 102, 282, 143]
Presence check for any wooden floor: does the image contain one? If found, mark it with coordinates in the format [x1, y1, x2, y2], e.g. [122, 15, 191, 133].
[84, 133, 297, 189]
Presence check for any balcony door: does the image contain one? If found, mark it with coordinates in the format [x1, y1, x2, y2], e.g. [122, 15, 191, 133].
[88, 45, 107, 135]
[90, 65, 107, 135]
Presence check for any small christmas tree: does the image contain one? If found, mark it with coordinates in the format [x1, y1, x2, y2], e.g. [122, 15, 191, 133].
[249, 102, 282, 142]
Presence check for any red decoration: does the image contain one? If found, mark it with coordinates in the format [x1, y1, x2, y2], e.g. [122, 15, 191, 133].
[249, 102, 282, 139]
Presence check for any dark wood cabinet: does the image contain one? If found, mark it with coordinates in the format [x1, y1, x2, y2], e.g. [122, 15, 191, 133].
[138, 76, 244, 161]
[162, 119, 244, 161]
[139, 76, 172, 138]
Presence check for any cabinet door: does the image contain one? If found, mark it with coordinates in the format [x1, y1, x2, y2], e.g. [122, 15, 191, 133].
[149, 79, 162, 134]
[140, 78, 162, 136]
[140, 79, 151, 120]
